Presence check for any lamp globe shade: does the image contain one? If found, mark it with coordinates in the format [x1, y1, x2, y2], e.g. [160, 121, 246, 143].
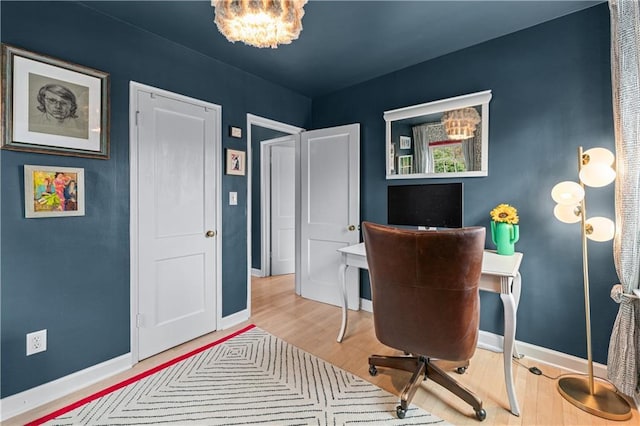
[586, 216, 615, 242]
[551, 181, 585, 205]
[583, 147, 615, 167]
[554, 204, 582, 223]
[579, 163, 616, 187]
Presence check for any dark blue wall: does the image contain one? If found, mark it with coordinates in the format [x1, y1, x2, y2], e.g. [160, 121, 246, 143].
[312, 4, 616, 364]
[0, 1, 310, 398]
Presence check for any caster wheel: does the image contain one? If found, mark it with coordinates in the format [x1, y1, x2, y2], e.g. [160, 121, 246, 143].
[475, 408, 486, 421]
[456, 366, 467, 374]
[369, 365, 378, 376]
[396, 405, 406, 419]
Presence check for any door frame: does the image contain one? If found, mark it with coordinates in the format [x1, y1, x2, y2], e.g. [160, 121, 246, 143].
[260, 136, 295, 278]
[129, 81, 222, 363]
[246, 114, 303, 312]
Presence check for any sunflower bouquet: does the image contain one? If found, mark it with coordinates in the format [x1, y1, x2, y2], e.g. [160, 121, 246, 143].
[490, 204, 519, 255]
[490, 204, 519, 225]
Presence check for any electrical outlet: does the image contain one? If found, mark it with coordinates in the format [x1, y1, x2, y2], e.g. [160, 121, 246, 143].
[26, 329, 47, 356]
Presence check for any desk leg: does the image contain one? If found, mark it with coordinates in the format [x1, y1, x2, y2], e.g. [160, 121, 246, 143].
[500, 289, 521, 417]
[336, 260, 349, 343]
[511, 272, 522, 359]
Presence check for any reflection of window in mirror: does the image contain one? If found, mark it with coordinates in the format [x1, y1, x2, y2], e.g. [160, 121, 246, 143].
[431, 143, 467, 173]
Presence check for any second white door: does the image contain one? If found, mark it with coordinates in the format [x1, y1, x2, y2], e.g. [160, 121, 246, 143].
[299, 124, 360, 309]
[134, 86, 219, 360]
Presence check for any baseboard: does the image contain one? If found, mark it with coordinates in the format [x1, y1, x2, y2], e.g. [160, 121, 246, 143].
[359, 299, 609, 379]
[251, 268, 263, 277]
[360, 298, 372, 312]
[477, 330, 608, 377]
[0, 353, 131, 422]
[219, 309, 249, 329]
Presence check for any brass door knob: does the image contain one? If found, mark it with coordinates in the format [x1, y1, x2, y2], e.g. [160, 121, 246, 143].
[348, 225, 356, 231]
[205, 230, 216, 238]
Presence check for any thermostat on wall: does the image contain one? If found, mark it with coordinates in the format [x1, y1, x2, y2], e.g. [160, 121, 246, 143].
[229, 126, 242, 138]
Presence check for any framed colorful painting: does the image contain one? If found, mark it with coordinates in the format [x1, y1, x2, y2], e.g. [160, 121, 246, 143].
[24, 165, 85, 218]
[1, 44, 110, 159]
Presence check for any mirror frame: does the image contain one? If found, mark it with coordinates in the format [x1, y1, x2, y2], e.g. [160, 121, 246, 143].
[384, 90, 492, 179]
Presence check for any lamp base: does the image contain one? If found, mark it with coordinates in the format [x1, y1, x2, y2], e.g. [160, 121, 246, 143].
[557, 375, 632, 421]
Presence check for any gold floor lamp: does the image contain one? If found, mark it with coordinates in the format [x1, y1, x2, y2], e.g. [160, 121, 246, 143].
[550, 146, 631, 421]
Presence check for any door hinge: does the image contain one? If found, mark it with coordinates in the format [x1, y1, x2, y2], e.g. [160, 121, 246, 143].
[137, 313, 144, 328]
[135, 110, 140, 126]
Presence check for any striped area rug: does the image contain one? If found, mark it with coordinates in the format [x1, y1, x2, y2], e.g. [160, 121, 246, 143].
[30, 325, 449, 425]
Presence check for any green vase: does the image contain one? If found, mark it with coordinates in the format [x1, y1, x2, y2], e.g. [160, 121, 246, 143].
[491, 222, 519, 256]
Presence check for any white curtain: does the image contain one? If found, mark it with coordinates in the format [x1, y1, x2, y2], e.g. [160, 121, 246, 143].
[461, 130, 481, 172]
[461, 139, 474, 171]
[412, 123, 441, 174]
[607, 0, 640, 403]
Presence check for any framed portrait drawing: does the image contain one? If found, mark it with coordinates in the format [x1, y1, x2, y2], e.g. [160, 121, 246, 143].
[226, 149, 246, 176]
[24, 165, 85, 218]
[1, 44, 109, 159]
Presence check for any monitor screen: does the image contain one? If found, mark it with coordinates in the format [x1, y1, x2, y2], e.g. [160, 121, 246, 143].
[387, 183, 463, 228]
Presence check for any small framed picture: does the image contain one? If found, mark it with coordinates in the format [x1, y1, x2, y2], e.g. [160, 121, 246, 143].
[389, 143, 395, 173]
[397, 155, 413, 175]
[24, 165, 85, 218]
[399, 136, 411, 150]
[1, 44, 110, 159]
[226, 149, 245, 176]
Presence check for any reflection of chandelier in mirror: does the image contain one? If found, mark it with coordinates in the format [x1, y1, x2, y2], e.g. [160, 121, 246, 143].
[212, 0, 307, 49]
[441, 107, 481, 140]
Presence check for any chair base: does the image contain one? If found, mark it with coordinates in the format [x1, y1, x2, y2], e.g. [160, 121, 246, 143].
[369, 354, 486, 421]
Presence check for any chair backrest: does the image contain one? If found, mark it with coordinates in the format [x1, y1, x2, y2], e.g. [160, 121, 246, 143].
[362, 222, 486, 361]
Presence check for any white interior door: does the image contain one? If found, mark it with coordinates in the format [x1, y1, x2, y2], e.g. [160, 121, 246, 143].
[270, 140, 295, 275]
[299, 124, 360, 309]
[135, 88, 219, 360]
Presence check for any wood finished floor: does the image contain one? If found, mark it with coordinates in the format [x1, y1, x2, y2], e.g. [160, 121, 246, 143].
[6, 274, 638, 426]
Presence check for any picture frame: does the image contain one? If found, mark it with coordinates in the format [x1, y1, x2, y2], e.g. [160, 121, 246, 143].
[398, 154, 413, 175]
[389, 143, 395, 172]
[226, 149, 246, 176]
[399, 135, 411, 150]
[24, 165, 85, 218]
[1, 44, 110, 159]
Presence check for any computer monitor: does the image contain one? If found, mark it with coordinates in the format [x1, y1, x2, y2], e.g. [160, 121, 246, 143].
[387, 183, 463, 228]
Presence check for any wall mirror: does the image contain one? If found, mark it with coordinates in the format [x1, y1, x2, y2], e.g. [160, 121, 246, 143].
[384, 90, 492, 179]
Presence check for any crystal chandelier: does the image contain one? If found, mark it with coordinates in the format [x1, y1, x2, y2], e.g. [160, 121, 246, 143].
[212, 0, 307, 49]
[441, 107, 481, 140]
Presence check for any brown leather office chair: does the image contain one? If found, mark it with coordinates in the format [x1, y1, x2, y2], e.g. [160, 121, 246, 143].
[362, 221, 486, 421]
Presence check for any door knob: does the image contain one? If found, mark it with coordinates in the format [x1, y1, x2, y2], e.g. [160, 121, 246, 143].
[205, 230, 216, 238]
[348, 225, 356, 231]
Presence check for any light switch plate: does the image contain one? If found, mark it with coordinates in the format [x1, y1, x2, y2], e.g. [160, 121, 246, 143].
[229, 192, 238, 205]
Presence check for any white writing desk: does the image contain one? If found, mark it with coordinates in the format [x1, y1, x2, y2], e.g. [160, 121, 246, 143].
[337, 242, 523, 416]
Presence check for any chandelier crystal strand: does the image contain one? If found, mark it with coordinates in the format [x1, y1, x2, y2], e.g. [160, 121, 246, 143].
[213, 0, 307, 49]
